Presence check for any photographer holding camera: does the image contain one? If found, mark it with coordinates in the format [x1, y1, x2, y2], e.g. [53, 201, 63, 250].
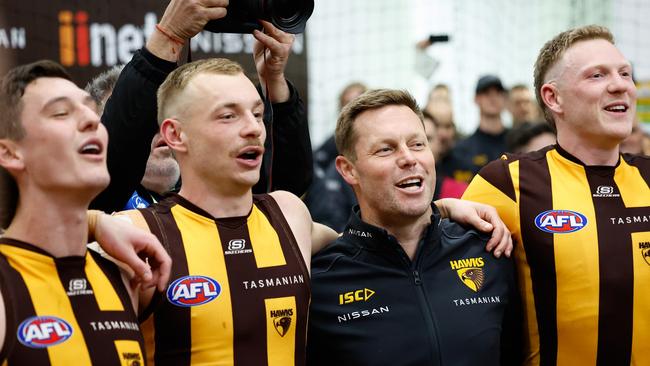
[91, 0, 313, 213]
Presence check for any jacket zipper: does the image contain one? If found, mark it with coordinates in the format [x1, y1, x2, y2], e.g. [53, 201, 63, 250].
[411, 268, 443, 366]
[395, 243, 442, 366]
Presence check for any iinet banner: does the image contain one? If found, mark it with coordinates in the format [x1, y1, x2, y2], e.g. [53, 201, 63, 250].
[0, 1, 308, 94]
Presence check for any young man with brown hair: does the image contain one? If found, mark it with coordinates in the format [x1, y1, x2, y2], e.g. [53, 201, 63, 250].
[0, 60, 169, 365]
[463, 25, 650, 365]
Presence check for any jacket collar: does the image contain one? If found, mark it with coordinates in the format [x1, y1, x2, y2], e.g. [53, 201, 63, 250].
[341, 202, 442, 253]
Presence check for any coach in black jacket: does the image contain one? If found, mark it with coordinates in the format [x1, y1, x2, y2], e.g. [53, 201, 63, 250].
[306, 89, 521, 366]
[91, 0, 312, 213]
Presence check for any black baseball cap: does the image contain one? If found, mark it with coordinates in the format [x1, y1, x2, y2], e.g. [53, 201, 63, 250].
[475, 75, 505, 94]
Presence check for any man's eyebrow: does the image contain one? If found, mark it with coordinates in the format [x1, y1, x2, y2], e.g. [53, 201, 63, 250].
[215, 99, 265, 110]
[42, 96, 70, 110]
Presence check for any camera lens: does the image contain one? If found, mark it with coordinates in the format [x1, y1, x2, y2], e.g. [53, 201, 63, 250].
[268, 0, 313, 33]
[273, 0, 299, 20]
[204, 0, 313, 34]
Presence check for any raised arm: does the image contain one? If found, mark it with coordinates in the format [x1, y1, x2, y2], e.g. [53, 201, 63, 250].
[91, 0, 228, 212]
[251, 21, 313, 196]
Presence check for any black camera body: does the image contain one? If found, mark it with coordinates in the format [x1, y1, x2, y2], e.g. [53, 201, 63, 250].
[204, 0, 314, 34]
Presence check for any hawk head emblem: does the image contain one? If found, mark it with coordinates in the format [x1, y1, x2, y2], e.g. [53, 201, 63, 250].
[457, 267, 484, 292]
[273, 316, 292, 337]
[643, 248, 650, 266]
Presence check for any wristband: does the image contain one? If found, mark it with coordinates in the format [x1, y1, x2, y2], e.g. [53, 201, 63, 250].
[155, 24, 184, 46]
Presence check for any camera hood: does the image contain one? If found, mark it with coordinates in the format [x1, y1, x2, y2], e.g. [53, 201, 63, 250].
[204, 0, 315, 34]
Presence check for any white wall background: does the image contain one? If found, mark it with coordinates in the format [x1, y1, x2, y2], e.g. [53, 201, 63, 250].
[306, 0, 650, 146]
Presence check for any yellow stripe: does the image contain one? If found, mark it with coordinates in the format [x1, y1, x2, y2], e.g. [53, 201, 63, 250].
[265, 296, 296, 366]
[141, 317, 156, 366]
[249, 205, 286, 268]
[113, 340, 144, 366]
[630, 232, 650, 364]
[614, 159, 650, 207]
[616, 161, 650, 362]
[0, 245, 92, 366]
[548, 150, 598, 365]
[84, 253, 124, 311]
[171, 205, 234, 364]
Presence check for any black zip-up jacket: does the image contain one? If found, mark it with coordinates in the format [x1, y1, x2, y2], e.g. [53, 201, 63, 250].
[307, 205, 522, 366]
[91, 47, 312, 212]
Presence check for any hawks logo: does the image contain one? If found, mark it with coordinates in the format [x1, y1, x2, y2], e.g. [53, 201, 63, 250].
[450, 257, 485, 292]
[167, 275, 221, 307]
[17, 316, 73, 348]
[640, 242, 650, 266]
[270, 308, 293, 337]
[535, 210, 587, 233]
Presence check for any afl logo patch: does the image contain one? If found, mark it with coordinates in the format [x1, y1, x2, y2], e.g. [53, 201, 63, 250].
[17, 316, 73, 348]
[167, 275, 222, 307]
[535, 210, 587, 233]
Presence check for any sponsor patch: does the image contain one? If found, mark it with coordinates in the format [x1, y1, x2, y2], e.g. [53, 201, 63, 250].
[535, 210, 587, 233]
[17, 316, 73, 348]
[270, 309, 293, 337]
[593, 185, 620, 198]
[166, 275, 221, 307]
[450, 257, 485, 292]
[225, 239, 252, 255]
[338, 288, 375, 305]
[640, 241, 650, 266]
[67, 278, 93, 296]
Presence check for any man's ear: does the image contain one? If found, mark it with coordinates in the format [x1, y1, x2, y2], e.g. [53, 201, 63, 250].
[541, 83, 563, 115]
[335, 155, 359, 186]
[0, 139, 24, 172]
[160, 119, 187, 153]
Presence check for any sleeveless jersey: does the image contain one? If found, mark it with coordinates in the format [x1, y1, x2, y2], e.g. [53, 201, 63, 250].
[137, 193, 310, 366]
[0, 239, 146, 366]
[463, 145, 650, 366]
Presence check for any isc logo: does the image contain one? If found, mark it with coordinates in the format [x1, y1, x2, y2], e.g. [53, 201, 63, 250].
[167, 275, 221, 307]
[338, 288, 375, 305]
[17, 316, 73, 348]
[535, 210, 587, 233]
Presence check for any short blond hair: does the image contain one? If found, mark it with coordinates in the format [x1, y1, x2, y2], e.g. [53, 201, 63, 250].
[157, 58, 244, 125]
[335, 89, 423, 160]
[533, 25, 614, 128]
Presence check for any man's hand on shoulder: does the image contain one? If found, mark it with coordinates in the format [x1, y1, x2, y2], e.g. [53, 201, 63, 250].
[435, 198, 513, 258]
[92, 211, 171, 292]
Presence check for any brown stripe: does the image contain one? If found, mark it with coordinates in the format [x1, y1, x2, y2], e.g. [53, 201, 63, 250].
[141, 204, 192, 366]
[587, 172, 634, 365]
[518, 156, 557, 366]
[0, 249, 51, 365]
[624, 154, 650, 184]
[218, 220, 268, 365]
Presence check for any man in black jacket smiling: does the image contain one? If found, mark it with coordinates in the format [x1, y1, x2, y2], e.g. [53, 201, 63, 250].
[307, 89, 521, 366]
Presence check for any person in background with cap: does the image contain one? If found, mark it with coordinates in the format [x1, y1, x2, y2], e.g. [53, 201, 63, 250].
[441, 75, 509, 184]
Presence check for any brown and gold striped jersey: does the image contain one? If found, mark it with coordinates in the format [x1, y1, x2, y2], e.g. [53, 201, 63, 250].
[463, 145, 650, 366]
[0, 239, 145, 366]
[129, 193, 310, 366]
